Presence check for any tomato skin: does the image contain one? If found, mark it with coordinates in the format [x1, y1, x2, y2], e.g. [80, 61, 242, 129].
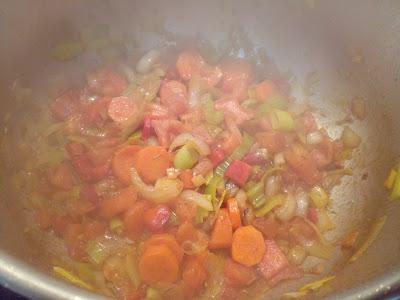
[144, 204, 171, 232]
[50, 90, 81, 121]
[87, 67, 127, 97]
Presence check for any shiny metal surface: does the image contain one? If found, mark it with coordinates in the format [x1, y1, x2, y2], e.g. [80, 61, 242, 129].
[0, 0, 399, 299]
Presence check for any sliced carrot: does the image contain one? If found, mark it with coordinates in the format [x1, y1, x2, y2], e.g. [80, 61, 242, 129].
[208, 209, 233, 250]
[108, 96, 137, 123]
[133, 146, 172, 184]
[138, 244, 179, 285]
[99, 186, 137, 219]
[182, 255, 207, 293]
[176, 221, 198, 245]
[227, 198, 242, 230]
[112, 145, 142, 185]
[143, 234, 183, 263]
[179, 169, 195, 189]
[123, 200, 150, 239]
[231, 225, 265, 267]
[255, 80, 277, 101]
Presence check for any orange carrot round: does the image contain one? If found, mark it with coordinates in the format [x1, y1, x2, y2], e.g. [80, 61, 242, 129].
[231, 225, 266, 267]
[255, 80, 277, 101]
[99, 186, 137, 219]
[143, 234, 183, 263]
[133, 146, 172, 184]
[112, 145, 142, 185]
[227, 198, 242, 230]
[138, 244, 179, 285]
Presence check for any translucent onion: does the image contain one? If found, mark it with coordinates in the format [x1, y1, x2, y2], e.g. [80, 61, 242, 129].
[294, 188, 310, 217]
[181, 231, 209, 255]
[180, 190, 213, 211]
[274, 152, 286, 166]
[136, 49, 160, 73]
[309, 185, 329, 208]
[130, 167, 183, 203]
[287, 245, 306, 266]
[169, 133, 210, 156]
[306, 131, 323, 145]
[264, 175, 282, 198]
[188, 75, 205, 107]
[342, 126, 361, 149]
[235, 189, 248, 210]
[275, 193, 297, 221]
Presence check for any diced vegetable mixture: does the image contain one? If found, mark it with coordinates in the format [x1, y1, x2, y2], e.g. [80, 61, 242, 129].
[4, 46, 367, 300]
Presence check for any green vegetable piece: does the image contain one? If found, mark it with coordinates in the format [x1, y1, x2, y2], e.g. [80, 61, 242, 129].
[255, 194, 286, 217]
[174, 144, 200, 170]
[109, 217, 124, 235]
[204, 175, 224, 208]
[202, 94, 224, 125]
[86, 241, 109, 265]
[390, 168, 400, 200]
[266, 94, 287, 109]
[146, 287, 162, 300]
[251, 193, 267, 208]
[51, 41, 84, 61]
[196, 207, 210, 224]
[269, 109, 295, 131]
[53, 266, 94, 290]
[309, 185, 329, 208]
[128, 130, 142, 144]
[215, 133, 253, 177]
[246, 181, 264, 200]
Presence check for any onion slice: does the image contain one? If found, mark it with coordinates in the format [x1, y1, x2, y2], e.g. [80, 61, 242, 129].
[136, 49, 160, 73]
[180, 190, 213, 211]
[130, 167, 183, 203]
[169, 133, 210, 156]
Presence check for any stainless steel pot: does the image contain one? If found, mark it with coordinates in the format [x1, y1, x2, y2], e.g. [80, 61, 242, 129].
[0, 0, 399, 299]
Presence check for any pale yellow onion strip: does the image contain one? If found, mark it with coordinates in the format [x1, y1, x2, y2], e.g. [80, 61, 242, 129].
[169, 133, 210, 156]
[130, 166, 183, 203]
[136, 49, 160, 73]
[180, 190, 213, 211]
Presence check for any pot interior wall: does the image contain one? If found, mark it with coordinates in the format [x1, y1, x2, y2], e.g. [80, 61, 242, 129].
[0, 0, 400, 299]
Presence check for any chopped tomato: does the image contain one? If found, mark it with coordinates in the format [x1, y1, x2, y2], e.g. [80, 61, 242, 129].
[209, 147, 225, 166]
[108, 96, 137, 123]
[255, 131, 286, 154]
[215, 98, 253, 124]
[87, 67, 127, 97]
[219, 58, 252, 101]
[176, 51, 205, 81]
[50, 90, 80, 121]
[258, 239, 289, 280]
[224, 258, 256, 287]
[252, 215, 279, 239]
[284, 144, 321, 185]
[159, 80, 188, 115]
[123, 200, 150, 239]
[48, 161, 76, 190]
[298, 111, 317, 133]
[144, 204, 171, 232]
[225, 160, 251, 186]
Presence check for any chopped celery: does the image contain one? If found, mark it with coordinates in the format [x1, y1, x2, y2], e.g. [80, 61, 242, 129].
[174, 144, 200, 170]
[246, 181, 264, 200]
[196, 207, 210, 224]
[389, 167, 400, 200]
[86, 241, 109, 265]
[191, 174, 206, 187]
[299, 276, 336, 292]
[146, 287, 162, 300]
[215, 133, 253, 177]
[201, 94, 224, 125]
[125, 252, 141, 288]
[255, 194, 286, 217]
[251, 193, 267, 208]
[53, 266, 94, 290]
[109, 217, 124, 235]
[204, 175, 224, 208]
[128, 130, 142, 144]
[51, 41, 84, 61]
[384, 169, 397, 190]
[309, 186, 329, 208]
[269, 109, 295, 131]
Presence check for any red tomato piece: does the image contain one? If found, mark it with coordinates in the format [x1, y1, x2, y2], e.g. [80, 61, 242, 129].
[284, 144, 321, 185]
[48, 161, 76, 190]
[209, 147, 226, 166]
[87, 68, 127, 97]
[252, 215, 279, 239]
[65, 142, 86, 157]
[219, 58, 252, 101]
[50, 90, 80, 121]
[108, 96, 137, 123]
[141, 115, 153, 140]
[159, 80, 188, 115]
[258, 239, 289, 280]
[224, 258, 256, 287]
[144, 204, 171, 232]
[255, 131, 286, 154]
[80, 185, 98, 205]
[225, 160, 251, 186]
